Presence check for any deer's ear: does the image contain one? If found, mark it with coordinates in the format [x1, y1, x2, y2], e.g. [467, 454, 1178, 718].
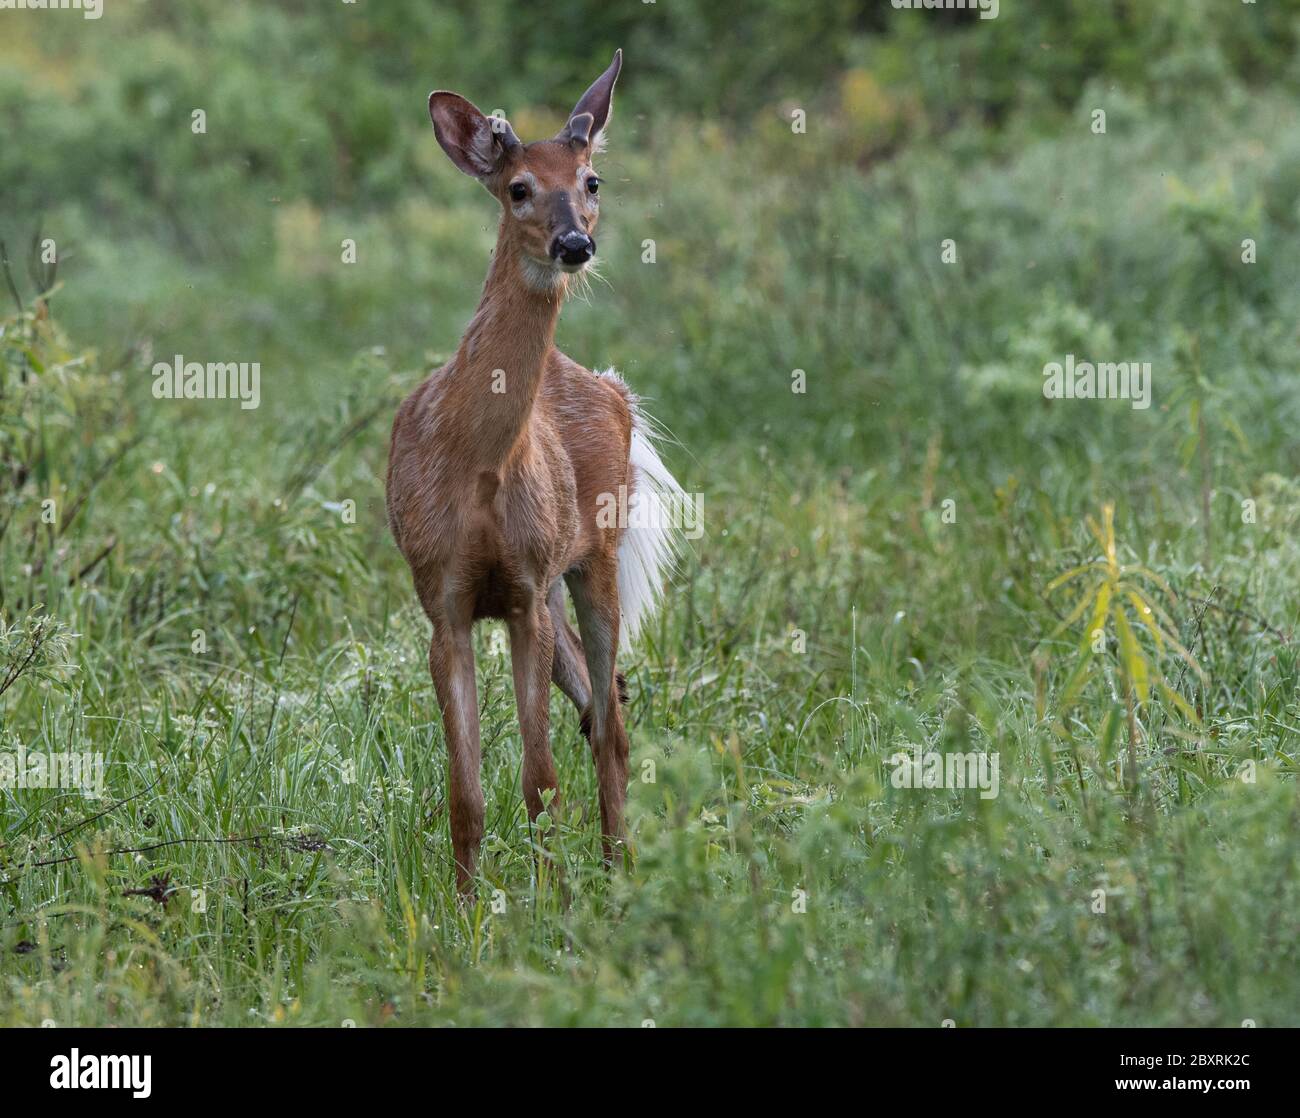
[429, 92, 508, 179]
[560, 49, 621, 153]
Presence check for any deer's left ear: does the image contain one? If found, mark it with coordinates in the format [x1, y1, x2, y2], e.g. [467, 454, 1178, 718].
[429, 91, 521, 180]
[560, 49, 621, 153]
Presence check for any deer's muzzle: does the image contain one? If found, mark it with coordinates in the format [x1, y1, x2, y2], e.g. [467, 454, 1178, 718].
[551, 230, 595, 267]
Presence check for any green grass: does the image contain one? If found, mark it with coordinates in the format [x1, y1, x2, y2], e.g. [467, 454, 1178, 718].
[2, 48, 1300, 1026]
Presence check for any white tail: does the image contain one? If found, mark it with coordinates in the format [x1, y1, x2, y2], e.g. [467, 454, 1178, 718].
[614, 382, 686, 646]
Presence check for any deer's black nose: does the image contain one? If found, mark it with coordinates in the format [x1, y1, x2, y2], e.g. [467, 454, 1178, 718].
[551, 230, 594, 266]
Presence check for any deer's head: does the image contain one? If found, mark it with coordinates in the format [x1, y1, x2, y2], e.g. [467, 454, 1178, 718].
[429, 51, 622, 290]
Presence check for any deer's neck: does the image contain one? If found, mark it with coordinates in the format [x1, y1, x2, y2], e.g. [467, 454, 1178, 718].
[450, 235, 565, 469]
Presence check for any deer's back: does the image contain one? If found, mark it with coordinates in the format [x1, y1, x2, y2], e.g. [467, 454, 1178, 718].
[539, 350, 634, 565]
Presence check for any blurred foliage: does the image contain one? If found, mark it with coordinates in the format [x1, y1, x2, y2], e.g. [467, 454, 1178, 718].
[0, 296, 383, 680]
[2, 0, 1298, 258]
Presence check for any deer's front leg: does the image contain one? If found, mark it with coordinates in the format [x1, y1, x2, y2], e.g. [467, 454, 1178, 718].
[428, 617, 483, 894]
[568, 564, 629, 864]
[508, 600, 559, 824]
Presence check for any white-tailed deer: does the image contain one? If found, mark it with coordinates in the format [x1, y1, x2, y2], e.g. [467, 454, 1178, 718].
[386, 50, 683, 892]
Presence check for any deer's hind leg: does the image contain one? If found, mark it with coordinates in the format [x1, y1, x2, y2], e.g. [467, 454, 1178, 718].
[567, 561, 630, 864]
[548, 580, 592, 742]
[549, 579, 628, 750]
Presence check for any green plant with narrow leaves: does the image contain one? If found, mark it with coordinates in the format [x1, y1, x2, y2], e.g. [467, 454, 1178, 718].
[1041, 504, 1205, 795]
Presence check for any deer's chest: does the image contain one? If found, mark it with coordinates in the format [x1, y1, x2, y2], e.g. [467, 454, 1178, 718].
[465, 438, 577, 617]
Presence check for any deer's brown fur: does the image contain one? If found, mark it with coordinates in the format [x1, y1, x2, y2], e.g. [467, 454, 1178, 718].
[387, 51, 670, 891]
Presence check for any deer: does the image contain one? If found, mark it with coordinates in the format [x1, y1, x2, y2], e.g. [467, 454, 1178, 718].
[386, 50, 684, 893]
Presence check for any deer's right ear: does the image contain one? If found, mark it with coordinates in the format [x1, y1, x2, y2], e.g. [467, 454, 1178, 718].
[428, 92, 511, 179]
[561, 49, 622, 153]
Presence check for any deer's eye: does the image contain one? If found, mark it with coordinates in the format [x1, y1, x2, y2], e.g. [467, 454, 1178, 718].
[509, 182, 529, 202]
[586, 177, 600, 195]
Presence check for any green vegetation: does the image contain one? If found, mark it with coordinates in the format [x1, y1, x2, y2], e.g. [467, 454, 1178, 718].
[1, 0, 1298, 1026]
